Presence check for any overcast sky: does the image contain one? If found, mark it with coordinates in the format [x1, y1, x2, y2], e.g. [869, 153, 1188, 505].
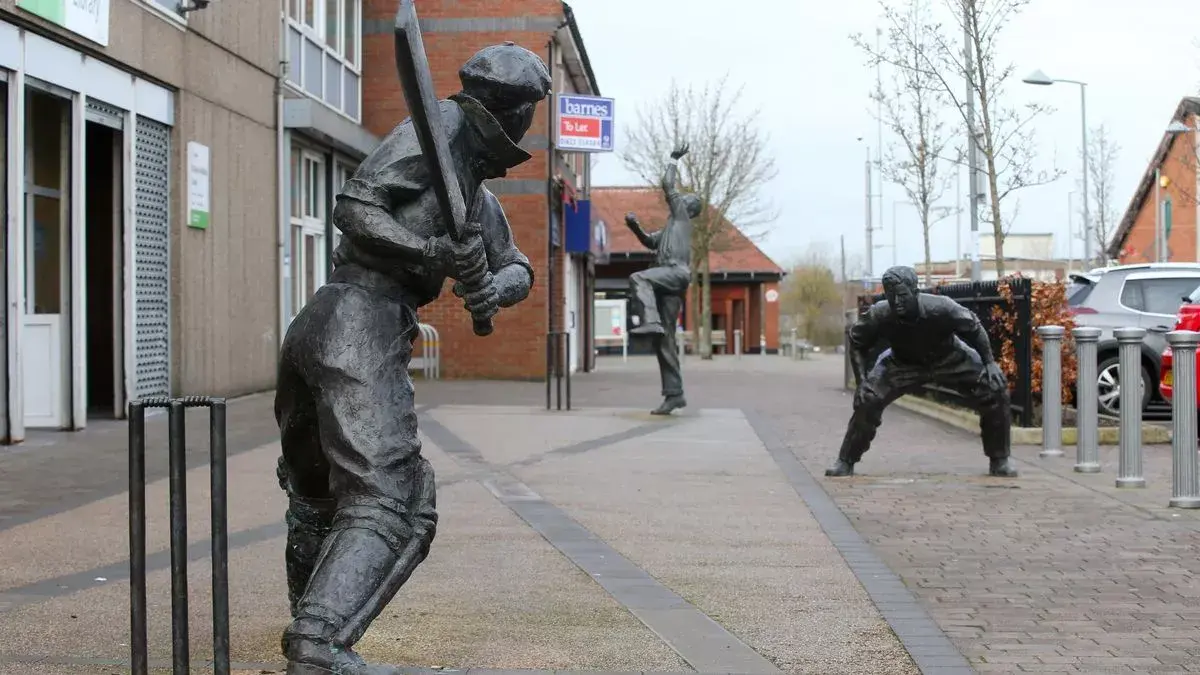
[566, 0, 1200, 277]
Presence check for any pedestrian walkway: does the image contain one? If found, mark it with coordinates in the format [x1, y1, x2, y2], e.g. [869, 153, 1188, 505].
[3, 352, 1198, 673]
[0, 372, 919, 674]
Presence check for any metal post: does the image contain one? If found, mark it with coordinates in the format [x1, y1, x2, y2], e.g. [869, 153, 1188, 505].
[555, 332, 563, 411]
[1072, 327, 1102, 472]
[1115, 327, 1147, 488]
[128, 401, 148, 675]
[167, 401, 189, 675]
[1167, 331, 1200, 508]
[565, 332, 572, 411]
[1078, 82, 1090, 269]
[735, 329, 742, 358]
[1037, 326, 1065, 457]
[209, 399, 230, 675]
[545, 333, 552, 410]
[790, 328, 798, 360]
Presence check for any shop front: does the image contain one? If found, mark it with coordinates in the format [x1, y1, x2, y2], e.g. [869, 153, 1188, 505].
[0, 22, 175, 439]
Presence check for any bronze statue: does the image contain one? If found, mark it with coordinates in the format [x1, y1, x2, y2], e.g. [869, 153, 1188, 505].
[273, 3, 548, 672]
[829, 265, 1018, 478]
[624, 144, 701, 415]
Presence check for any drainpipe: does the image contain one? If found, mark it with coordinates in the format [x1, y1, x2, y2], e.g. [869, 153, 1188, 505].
[276, 2, 289, 352]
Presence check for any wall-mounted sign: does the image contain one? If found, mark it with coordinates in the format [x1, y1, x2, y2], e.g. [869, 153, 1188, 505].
[556, 94, 615, 153]
[187, 141, 211, 230]
[18, 0, 110, 46]
[765, 289, 779, 303]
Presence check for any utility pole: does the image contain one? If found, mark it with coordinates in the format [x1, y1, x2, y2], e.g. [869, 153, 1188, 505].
[864, 145, 873, 280]
[955, 160, 962, 278]
[840, 235, 848, 316]
[875, 27, 885, 274]
[963, 3, 982, 282]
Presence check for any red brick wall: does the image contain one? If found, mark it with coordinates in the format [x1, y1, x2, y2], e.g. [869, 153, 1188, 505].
[360, 0, 565, 379]
[1118, 117, 1199, 264]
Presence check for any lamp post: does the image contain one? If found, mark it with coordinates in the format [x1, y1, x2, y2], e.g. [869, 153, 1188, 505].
[1023, 69, 1090, 268]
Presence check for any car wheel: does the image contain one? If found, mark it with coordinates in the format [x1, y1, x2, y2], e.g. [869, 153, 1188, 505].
[1096, 356, 1151, 416]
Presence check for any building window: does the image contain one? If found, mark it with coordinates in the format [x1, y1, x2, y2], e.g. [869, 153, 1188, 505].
[143, 0, 185, 20]
[290, 148, 328, 320]
[284, 0, 360, 122]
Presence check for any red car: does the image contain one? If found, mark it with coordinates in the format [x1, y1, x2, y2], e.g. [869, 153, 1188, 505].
[1159, 287, 1200, 402]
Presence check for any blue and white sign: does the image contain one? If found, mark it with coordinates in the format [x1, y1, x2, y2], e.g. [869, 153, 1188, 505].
[556, 94, 615, 152]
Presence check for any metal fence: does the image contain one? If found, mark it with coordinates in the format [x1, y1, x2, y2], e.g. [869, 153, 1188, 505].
[854, 278, 1035, 427]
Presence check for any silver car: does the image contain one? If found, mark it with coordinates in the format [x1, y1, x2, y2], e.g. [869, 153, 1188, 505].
[1068, 263, 1200, 416]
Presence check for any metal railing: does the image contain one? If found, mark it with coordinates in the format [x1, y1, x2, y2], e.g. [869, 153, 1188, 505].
[410, 323, 440, 379]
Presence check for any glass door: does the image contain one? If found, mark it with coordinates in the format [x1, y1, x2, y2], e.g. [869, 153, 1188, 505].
[22, 86, 72, 428]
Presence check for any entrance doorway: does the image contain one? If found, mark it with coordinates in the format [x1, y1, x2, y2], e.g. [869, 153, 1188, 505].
[22, 86, 71, 429]
[84, 120, 123, 419]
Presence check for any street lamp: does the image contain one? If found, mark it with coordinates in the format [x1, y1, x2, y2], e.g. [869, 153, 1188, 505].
[1023, 69, 1091, 267]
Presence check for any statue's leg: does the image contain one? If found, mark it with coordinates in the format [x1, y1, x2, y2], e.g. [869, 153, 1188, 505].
[651, 292, 686, 415]
[827, 357, 922, 476]
[275, 328, 337, 618]
[281, 297, 436, 675]
[941, 349, 1017, 477]
[628, 269, 663, 332]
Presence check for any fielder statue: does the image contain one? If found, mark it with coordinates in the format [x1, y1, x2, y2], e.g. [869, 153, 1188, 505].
[828, 265, 1019, 478]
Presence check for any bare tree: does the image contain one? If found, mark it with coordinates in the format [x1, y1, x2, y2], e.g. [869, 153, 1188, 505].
[860, 0, 1063, 276]
[779, 246, 843, 346]
[854, 0, 956, 287]
[1078, 124, 1120, 261]
[620, 75, 779, 359]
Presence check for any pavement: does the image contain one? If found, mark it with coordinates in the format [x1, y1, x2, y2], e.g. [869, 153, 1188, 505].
[0, 351, 1197, 673]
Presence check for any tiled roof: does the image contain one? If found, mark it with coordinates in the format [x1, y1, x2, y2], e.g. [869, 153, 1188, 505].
[590, 186, 785, 274]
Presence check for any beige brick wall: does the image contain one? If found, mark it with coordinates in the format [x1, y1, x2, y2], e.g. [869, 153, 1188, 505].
[1, 0, 282, 397]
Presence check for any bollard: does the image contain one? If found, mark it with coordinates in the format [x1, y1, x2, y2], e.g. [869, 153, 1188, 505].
[129, 396, 229, 675]
[1071, 327, 1102, 473]
[1115, 327, 1147, 488]
[734, 329, 742, 358]
[1036, 326, 1066, 458]
[790, 328, 798, 360]
[1166, 331, 1200, 508]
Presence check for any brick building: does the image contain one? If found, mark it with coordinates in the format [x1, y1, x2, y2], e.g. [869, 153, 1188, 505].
[590, 187, 786, 357]
[359, 0, 600, 380]
[1107, 97, 1199, 263]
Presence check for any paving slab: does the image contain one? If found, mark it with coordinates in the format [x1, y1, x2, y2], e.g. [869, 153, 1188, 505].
[430, 406, 918, 675]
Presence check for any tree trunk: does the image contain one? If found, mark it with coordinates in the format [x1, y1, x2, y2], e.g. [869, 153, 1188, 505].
[922, 222, 933, 287]
[689, 262, 700, 354]
[700, 255, 713, 360]
[985, 154, 1005, 277]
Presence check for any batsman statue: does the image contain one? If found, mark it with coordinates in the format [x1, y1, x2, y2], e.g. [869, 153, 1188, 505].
[829, 265, 1019, 478]
[624, 143, 702, 415]
[272, 2, 549, 672]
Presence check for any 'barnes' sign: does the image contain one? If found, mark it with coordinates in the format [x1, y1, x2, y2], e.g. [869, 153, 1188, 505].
[556, 94, 615, 152]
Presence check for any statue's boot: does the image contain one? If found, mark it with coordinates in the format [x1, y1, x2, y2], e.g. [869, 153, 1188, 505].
[824, 459, 856, 477]
[988, 457, 1018, 477]
[651, 394, 686, 415]
[282, 494, 336, 618]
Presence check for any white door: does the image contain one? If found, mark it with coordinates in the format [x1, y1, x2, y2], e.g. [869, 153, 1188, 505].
[22, 87, 71, 429]
[563, 254, 580, 373]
